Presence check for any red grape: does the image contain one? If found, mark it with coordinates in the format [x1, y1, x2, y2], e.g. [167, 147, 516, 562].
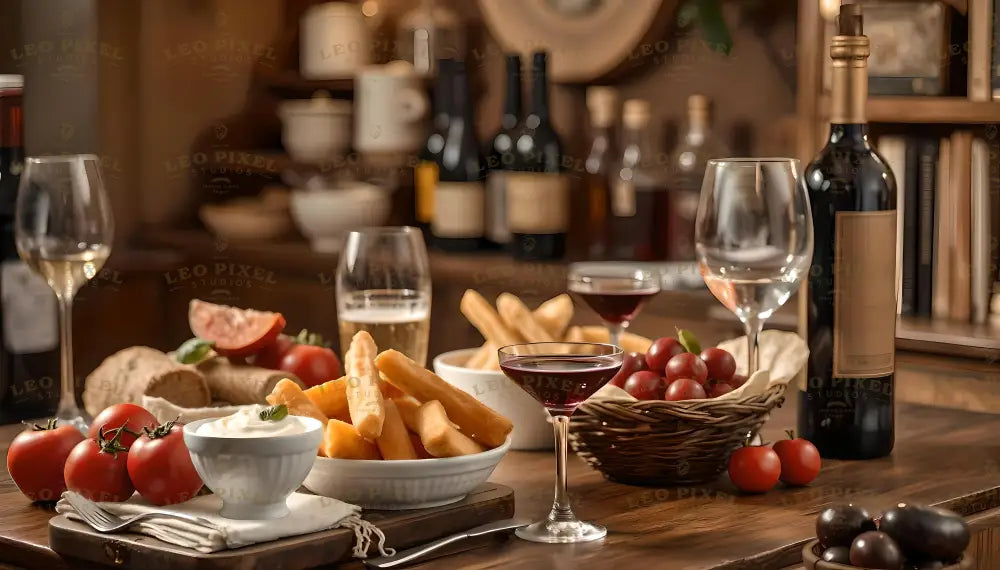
[706, 381, 734, 398]
[623, 371, 666, 400]
[664, 378, 707, 401]
[610, 352, 649, 388]
[664, 353, 708, 385]
[645, 337, 685, 373]
[730, 373, 748, 388]
[700, 347, 736, 383]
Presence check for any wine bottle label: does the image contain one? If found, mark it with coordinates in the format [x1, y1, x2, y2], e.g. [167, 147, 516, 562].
[833, 211, 897, 377]
[611, 179, 637, 217]
[485, 172, 511, 243]
[506, 172, 569, 234]
[2, 261, 58, 354]
[414, 161, 438, 223]
[433, 181, 485, 238]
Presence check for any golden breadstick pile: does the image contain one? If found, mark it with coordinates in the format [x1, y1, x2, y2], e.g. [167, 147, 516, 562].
[266, 330, 514, 461]
[459, 290, 654, 369]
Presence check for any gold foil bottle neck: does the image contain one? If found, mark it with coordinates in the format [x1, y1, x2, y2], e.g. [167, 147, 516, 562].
[829, 4, 869, 124]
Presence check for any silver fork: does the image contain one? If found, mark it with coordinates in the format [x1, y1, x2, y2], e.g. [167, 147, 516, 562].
[64, 492, 213, 533]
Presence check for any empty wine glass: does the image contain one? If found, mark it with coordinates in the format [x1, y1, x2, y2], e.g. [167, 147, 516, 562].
[695, 158, 812, 374]
[15, 155, 115, 432]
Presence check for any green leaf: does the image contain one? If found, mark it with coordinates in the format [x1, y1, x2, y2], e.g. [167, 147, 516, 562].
[676, 329, 703, 355]
[259, 404, 288, 422]
[176, 338, 215, 364]
[695, 0, 733, 55]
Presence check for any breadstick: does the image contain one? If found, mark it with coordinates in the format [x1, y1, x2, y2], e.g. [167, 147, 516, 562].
[465, 344, 493, 368]
[266, 378, 328, 424]
[579, 326, 653, 353]
[344, 331, 386, 440]
[415, 400, 485, 457]
[376, 350, 513, 448]
[321, 418, 381, 460]
[304, 377, 350, 422]
[564, 325, 585, 343]
[497, 293, 554, 343]
[460, 289, 521, 347]
[378, 372, 406, 399]
[534, 294, 573, 338]
[375, 400, 418, 460]
[392, 396, 421, 431]
[409, 433, 434, 459]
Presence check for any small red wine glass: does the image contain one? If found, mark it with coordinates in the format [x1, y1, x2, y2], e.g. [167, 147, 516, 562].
[498, 341, 623, 543]
[568, 264, 660, 347]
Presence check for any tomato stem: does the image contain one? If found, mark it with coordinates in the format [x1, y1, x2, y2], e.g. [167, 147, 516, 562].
[97, 421, 130, 457]
[26, 418, 59, 431]
[785, 429, 796, 440]
[293, 329, 330, 348]
[143, 416, 181, 439]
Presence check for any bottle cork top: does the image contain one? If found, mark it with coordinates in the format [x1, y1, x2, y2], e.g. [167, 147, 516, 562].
[837, 3, 863, 36]
[587, 86, 618, 128]
[622, 99, 651, 129]
[687, 94, 709, 111]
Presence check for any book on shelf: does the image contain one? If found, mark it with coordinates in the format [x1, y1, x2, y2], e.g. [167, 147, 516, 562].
[878, 136, 907, 314]
[971, 138, 991, 323]
[950, 131, 973, 322]
[915, 138, 937, 317]
[992, 0, 1000, 99]
[970, 0, 993, 100]
[934, 137, 952, 319]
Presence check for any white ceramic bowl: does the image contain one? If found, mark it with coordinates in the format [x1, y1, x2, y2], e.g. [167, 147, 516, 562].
[278, 92, 352, 163]
[289, 184, 392, 252]
[183, 417, 324, 520]
[199, 202, 293, 242]
[434, 349, 554, 451]
[303, 437, 511, 510]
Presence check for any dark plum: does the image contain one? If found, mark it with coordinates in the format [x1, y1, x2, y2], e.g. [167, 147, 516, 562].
[850, 531, 903, 570]
[880, 504, 970, 562]
[817, 504, 877, 548]
[821, 546, 851, 564]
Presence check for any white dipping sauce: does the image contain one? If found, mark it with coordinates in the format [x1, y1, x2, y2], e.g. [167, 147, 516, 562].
[197, 405, 309, 438]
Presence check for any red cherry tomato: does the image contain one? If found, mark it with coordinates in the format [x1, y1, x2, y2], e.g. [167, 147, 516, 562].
[88, 403, 158, 450]
[728, 445, 781, 493]
[665, 353, 709, 385]
[706, 381, 734, 398]
[664, 378, 707, 401]
[645, 337, 685, 374]
[610, 352, 648, 388]
[623, 371, 665, 400]
[65, 426, 135, 502]
[773, 431, 822, 486]
[6, 419, 85, 502]
[280, 344, 344, 388]
[700, 347, 737, 383]
[188, 299, 286, 357]
[251, 334, 295, 370]
[730, 373, 748, 388]
[128, 421, 203, 506]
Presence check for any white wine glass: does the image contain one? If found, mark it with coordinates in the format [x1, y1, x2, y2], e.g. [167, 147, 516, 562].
[695, 158, 812, 374]
[15, 155, 114, 432]
[336, 227, 431, 366]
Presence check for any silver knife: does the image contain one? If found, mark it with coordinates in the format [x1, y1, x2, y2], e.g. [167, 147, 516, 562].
[363, 518, 528, 568]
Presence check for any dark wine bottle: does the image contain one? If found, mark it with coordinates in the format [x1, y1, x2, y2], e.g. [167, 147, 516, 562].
[484, 54, 522, 248]
[798, 4, 898, 459]
[509, 51, 567, 261]
[414, 59, 454, 232]
[430, 60, 486, 251]
[0, 75, 61, 425]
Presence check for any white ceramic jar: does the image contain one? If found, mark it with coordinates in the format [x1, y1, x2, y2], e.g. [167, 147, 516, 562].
[278, 91, 352, 164]
[300, 2, 371, 79]
[353, 61, 429, 154]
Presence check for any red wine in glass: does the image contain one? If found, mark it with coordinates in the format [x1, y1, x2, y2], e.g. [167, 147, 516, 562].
[499, 355, 622, 415]
[567, 266, 661, 346]
[572, 287, 660, 324]
[497, 342, 623, 544]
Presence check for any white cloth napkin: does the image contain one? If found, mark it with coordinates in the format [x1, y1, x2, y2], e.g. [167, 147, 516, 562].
[140, 395, 252, 424]
[56, 491, 394, 557]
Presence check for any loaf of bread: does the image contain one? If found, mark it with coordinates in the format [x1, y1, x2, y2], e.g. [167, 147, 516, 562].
[83, 346, 211, 417]
[197, 356, 303, 404]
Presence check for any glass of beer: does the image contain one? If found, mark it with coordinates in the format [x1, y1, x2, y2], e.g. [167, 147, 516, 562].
[336, 227, 431, 366]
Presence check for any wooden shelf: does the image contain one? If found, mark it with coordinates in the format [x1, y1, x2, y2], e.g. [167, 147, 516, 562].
[255, 69, 353, 98]
[820, 95, 1000, 124]
[896, 315, 1000, 360]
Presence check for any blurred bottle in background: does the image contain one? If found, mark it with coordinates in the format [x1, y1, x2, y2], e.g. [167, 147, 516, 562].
[485, 54, 522, 249]
[431, 60, 486, 251]
[396, 0, 465, 78]
[666, 94, 729, 260]
[607, 99, 670, 261]
[509, 51, 567, 261]
[584, 86, 618, 261]
[414, 59, 454, 234]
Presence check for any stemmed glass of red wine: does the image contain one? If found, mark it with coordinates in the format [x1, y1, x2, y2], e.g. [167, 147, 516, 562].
[567, 264, 661, 348]
[498, 341, 623, 543]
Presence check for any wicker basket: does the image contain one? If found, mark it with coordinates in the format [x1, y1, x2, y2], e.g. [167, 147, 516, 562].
[569, 383, 787, 486]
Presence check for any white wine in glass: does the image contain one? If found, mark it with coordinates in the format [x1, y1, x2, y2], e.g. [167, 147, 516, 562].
[15, 155, 114, 432]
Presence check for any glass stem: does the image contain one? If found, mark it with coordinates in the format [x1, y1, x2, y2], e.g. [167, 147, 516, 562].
[548, 415, 576, 523]
[56, 295, 77, 417]
[607, 322, 625, 349]
[744, 317, 763, 375]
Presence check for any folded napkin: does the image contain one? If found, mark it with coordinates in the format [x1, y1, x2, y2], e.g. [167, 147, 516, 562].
[141, 395, 252, 424]
[56, 492, 395, 557]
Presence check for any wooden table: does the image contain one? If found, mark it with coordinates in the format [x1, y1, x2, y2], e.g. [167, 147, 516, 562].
[3, 398, 1000, 569]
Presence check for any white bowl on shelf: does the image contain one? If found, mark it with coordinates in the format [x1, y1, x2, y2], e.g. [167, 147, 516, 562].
[278, 91, 352, 164]
[433, 348, 554, 451]
[289, 182, 392, 253]
[182, 417, 324, 520]
[199, 200, 293, 242]
[303, 437, 510, 510]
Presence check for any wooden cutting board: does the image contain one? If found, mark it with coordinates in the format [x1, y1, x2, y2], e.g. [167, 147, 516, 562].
[48, 483, 514, 569]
